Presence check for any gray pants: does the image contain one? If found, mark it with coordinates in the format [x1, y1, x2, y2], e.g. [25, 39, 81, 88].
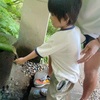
[46, 74, 74, 100]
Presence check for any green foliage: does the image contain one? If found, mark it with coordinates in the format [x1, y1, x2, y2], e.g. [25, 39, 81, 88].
[47, 19, 57, 36]
[45, 19, 57, 41]
[0, 0, 23, 53]
[41, 57, 49, 64]
[0, 33, 17, 53]
[0, 6, 19, 38]
[0, 0, 22, 38]
[0, 43, 14, 52]
[0, 0, 7, 8]
[0, 35, 9, 44]
[4, 0, 24, 20]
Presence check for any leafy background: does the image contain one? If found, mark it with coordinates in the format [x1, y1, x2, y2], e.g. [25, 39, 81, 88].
[0, 0, 23, 38]
[0, 0, 23, 52]
[0, 0, 56, 57]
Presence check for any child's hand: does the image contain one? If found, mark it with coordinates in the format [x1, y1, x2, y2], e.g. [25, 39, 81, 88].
[14, 57, 26, 65]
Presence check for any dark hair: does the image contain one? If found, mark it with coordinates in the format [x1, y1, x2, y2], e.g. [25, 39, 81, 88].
[48, 0, 82, 25]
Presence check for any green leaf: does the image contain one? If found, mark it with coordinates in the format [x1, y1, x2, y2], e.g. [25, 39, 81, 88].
[0, 0, 7, 8]
[0, 42, 17, 55]
[0, 43, 14, 52]
[0, 35, 9, 44]
[0, 6, 19, 38]
[0, 33, 17, 44]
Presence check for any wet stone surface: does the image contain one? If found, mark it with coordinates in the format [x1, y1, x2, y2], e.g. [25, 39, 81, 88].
[0, 61, 48, 100]
[0, 51, 15, 88]
[0, 85, 23, 100]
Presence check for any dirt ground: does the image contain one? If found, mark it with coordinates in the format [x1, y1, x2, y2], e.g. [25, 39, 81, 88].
[1, 63, 100, 100]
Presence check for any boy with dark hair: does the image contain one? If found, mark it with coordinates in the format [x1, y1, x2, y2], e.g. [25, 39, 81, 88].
[15, 0, 83, 99]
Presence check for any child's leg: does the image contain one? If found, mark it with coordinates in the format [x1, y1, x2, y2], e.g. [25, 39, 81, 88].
[46, 73, 58, 100]
[46, 73, 74, 100]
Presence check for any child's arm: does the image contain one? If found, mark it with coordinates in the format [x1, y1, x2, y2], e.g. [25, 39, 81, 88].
[48, 56, 53, 76]
[15, 50, 38, 64]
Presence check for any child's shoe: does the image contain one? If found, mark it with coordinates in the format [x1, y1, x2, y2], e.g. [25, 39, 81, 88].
[34, 75, 50, 87]
[40, 88, 48, 96]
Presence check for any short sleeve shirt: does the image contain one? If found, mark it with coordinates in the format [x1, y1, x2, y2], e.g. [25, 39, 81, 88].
[35, 26, 82, 83]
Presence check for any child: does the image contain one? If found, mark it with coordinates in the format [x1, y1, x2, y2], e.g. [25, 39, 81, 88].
[15, 0, 83, 99]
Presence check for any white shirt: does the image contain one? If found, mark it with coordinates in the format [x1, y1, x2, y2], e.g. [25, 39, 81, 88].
[77, 0, 100, 38]
[35, 26, 83, 83]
